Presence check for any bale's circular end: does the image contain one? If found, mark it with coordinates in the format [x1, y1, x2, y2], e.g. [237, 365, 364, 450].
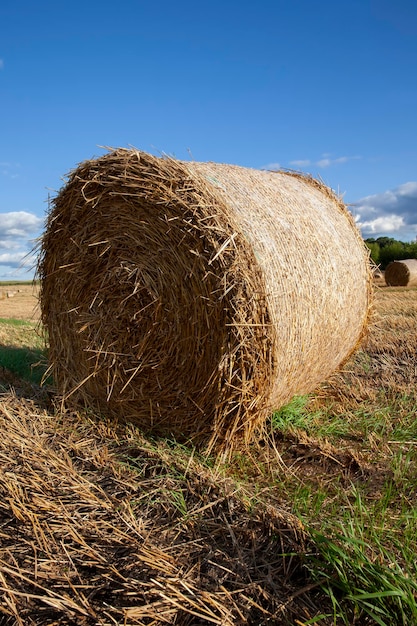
[38, 148, 372, 451]
[385, 259, 417, 287]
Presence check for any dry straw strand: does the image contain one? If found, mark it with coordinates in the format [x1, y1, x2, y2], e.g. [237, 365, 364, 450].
[37, 148, 372, 451]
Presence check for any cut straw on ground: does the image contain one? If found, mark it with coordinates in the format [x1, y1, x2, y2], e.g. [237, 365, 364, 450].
[0, 392, 331, 625]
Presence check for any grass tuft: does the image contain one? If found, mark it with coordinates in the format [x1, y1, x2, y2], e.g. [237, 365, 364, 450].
[271, 395, 312, 431]
[306, 526, 417, 625]
[0, 318, 48, 386]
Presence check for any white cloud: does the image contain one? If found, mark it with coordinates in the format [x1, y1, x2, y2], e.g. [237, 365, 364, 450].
[316, 155, 361, 168]
[0, 212, 43, 276]
[0, 252, 33, 265]
[0, 239, 21, 251]
[316, 158, 332, 168]
[0, 59, 4, 70]
[396, 181, 417, 197]
[289, 159, 311, 167]
[286, 154, 362, 170]
[262, 154, 363, 173]
[353, 182, 417, 241]
[355, 214, 405, 234]
[261, 162, 281, 171]
[0, 212, 43, 238]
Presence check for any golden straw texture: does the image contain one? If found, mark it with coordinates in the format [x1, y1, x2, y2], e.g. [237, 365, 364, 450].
[385, 259, 417, 287]
[37, 148, 372, 450]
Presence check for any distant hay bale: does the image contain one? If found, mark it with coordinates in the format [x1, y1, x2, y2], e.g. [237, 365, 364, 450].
[384, 259, 417, 287]
[37, 148, 372, 451]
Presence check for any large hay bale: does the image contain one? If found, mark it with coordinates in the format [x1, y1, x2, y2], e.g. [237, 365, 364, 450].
[384, 259, 417, 287]
[37, 148, 372, 450]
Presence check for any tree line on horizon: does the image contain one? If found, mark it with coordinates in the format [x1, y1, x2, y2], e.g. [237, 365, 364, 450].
[365, 237, 417, 270]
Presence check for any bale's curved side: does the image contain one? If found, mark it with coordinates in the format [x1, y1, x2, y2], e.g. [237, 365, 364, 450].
[38, 148, 372, 451]
[188, 163, 371, 405]
[385, 259, 417, 287]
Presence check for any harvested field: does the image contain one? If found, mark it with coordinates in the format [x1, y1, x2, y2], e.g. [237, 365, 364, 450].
[0, 280, 416, 625]
[0, 283, 40, 322]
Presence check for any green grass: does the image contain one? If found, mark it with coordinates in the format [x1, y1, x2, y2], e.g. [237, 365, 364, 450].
[266, 377, 417, 624]
[228, 381, 417, 624]
[0, 280, 38, 286]
[0, 317, 34, 326]
[307, 525, 417, 625]
[0, 318, 48, 385]
[271, 394, 313, 431]
[0, 345, 47, 385]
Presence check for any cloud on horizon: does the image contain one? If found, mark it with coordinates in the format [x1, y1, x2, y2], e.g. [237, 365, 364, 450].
[289, 155, 362, 168]
[262, 161, 281, 171]
[353, 181, 417, 241]
[262, 154, 362, 172]
[0, 212, 44, 278]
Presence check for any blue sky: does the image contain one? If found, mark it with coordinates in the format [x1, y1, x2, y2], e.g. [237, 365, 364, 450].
[1, 0, 416, 280]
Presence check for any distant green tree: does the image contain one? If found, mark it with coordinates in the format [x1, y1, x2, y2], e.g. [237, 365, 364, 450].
[364, 237, 417, 269]
[379, 242, 408, 269]
[408, 241, 417, 258]
[375, 236, 397, 248]
[364, 241, 380, 265]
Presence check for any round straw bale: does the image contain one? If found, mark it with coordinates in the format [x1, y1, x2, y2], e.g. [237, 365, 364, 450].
[384, 259, 417, 287]
[37, 149, 372, 451]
